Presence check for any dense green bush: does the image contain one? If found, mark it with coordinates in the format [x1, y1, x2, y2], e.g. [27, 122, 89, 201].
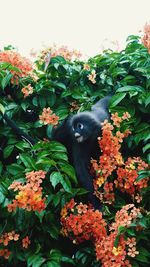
[0, 35, 150, 266]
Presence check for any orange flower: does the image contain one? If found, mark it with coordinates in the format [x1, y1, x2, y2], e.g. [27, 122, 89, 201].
[0, 50, 33, 84]
[83, 63, 90, 71]
[0, 231, 19, 246]
[8, 231, 19, 241]
[39, 45, 81, 63]
[22, 236, 31, 248]
[111, 112, 122, 127]
[21, 84, 33, 98]
[8, 170, 47, 213]
[61, 199, 106, 244]
[141, 23, 150, 52]
[95, 176, 105, 187]
[112, 245, 123, 256]
[127, 247, 139, 257]
[8, 181, 23, 191]
[0, 249, 11, 259]
[122, 112, 131, 120]
[88, 70, 96, 84]
[39, 107, 59, 125]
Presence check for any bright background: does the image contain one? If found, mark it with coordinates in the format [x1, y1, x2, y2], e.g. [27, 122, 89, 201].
[0, 0, 149, 57]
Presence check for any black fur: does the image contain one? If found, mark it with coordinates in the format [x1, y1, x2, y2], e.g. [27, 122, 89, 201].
[52, 96, 111, 209]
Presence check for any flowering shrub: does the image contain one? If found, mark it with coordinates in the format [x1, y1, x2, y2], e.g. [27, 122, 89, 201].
[0, 50, 33, 84]
[61, 199, 106, 244]
[38, 45, 82, 67]
[0, 29, 150, 266]
[96, 204, 141, 267]
[60, 112, 149, 266]
[61, 200, 143, 266]
[92, 112, 149, 205]
[7, 170, 46, 212]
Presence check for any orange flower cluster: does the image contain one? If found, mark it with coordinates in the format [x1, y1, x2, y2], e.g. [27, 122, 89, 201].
[61, 199, 106, 244]
[92, 114, 128, 203]
[141, 23, 150, 52]
[126, 238, 139, 258]
[0, 231, 31, 259]
[0, 50, 33, 84]
[110, 204, 141, 231]
[39, 45, 82, 64]
[7, 170, 46, 212]
[91, 112, 149, 204]
[61, 201, 141, 266]
[0, 231, 20, 260]
[39, 107, 59, 125]
[0, 249, 11, 260]
[22, 236, 31, 248]
[21, 84, 34, 97]
[88, 69, 96, 84]
[116, 157, 149, 202]
[95, 233, 129, 267]
[96, 204, 140, 266]
[0, 231, 19, 246]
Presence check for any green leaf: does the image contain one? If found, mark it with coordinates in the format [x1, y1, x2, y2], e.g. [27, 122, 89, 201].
[7, 163, 25, 175]
[110, 93, 126, 107]
[0, 104, 5, 114]
[58, 162, 77, 184]
[139, 218, 148, 228]
[44, 262, 60, 267]
[1, 72, 13, 90]
[39, 95, 46, 109]
[52, 152, 68, 161]
[143, 143, 150, 153]
[145, 95, 150, 106]
[27, 254, 45, 267]
[135, 123, 150, 133]
[62, 176, 72, 193]
[49, 249, 61, 262]
[47, 93, 56, 107]
[48, 224, 59, 240]
[32, 97, 38, 107]
[136, 170, 150, 181]
[46, 125, 53, 139]
[15, 141, 30, 151]
[117, 225, 125, 234]
[116, 85, 144, 93]
[61, 256, 75, 265]
[0, 190, 5, 204]
[47, 142, 67, 153]
[134, 130, 150, 145]
[19, 153, 36, 169]
[54, 82, 66, 90]
[3, 145, 14, 158]
[126, 228, 136, 236]
[50, 172, 71, 193]
[0, 161, 3, 175]
[136, 254, 149, 263]
[131, 261, 140, 267]
[50, 172, 64, 189]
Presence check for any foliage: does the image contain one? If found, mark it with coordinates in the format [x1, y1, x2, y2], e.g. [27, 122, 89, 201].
[0, 35, 150, 266]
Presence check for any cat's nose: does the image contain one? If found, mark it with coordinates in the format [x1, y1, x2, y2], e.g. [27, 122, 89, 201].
[75, 132, 80, 137]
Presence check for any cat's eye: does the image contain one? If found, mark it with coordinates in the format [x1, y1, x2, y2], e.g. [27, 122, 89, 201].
[77, 122, 84, 129]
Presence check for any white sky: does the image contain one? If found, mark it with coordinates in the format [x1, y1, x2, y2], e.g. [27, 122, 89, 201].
[0, 0, 149, 57]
